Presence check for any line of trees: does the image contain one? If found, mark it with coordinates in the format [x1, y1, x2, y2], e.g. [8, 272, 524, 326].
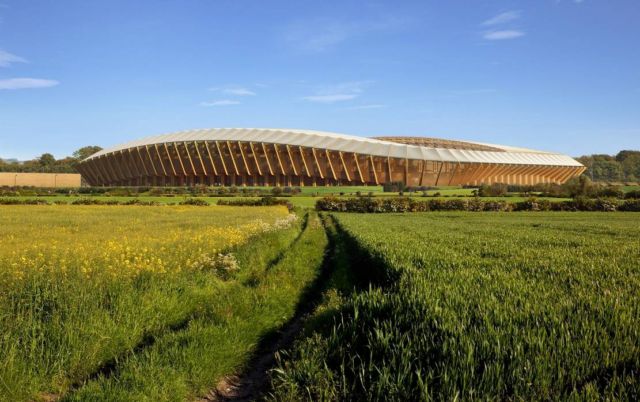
[576, 150, 640, 182]
[0, 146, 102, 174]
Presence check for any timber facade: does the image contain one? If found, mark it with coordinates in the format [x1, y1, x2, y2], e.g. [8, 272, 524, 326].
[76, 128, 586, 187]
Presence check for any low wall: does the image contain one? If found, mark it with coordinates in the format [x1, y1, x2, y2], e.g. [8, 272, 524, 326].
[0, 173, 82, 188]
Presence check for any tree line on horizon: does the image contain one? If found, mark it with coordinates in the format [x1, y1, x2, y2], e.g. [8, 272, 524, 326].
[1, 146, 638, 183]
[0, 146, 102, 174]
[576, 150, 640, 182]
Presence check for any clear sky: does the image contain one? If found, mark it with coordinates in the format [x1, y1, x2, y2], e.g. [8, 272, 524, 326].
[1, 0, 638, 160]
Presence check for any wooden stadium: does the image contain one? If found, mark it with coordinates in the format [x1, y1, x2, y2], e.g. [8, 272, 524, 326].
[76, 128, 586, 187]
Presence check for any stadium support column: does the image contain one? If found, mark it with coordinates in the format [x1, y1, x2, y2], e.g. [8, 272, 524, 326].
[298, 146, 311, 187]
[249, 142, 262, 185]
[434, 161, 445, 186]
[214, 141, 229, 183]
[273, 144, 286, 187]
[194, 142, 208, 181]
[261, 143, 275, 186]
[325, 150, 337, 186]
[152, 144, 168, 186]
[285, 145, 298, 182]
[447, 163, 460, 186]
[353, 153, 365, 184]
[225, 141, 240, 186]
[312, 148, 324, 186]
[237, 141, 251, 186]
[370, 156, 379, 185]
[204, 141, 218, 184]
[338, 152, 351, 183]
[137, 147, 151, 183]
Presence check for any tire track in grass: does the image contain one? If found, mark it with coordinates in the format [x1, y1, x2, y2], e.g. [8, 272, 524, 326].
[201, 212, 333, 402]
[59, 216, 305, 402]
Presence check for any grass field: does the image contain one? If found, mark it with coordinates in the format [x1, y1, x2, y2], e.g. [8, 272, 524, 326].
[3, 202, 638, 400]
[272, 212, 640, 400]
[0, 205, 328, 401]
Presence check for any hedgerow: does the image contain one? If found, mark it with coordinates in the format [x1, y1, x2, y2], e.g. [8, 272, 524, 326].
[315, 196, 640, 212]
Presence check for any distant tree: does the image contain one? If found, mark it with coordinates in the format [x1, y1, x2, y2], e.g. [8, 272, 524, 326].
[617, 151, 640, 180]
[38, 153, 56, 167]
[565, 175, 594, 197]
[72, 146, 102, 161]
[577, 155, 624, 182]
[0, 146, 103, 174]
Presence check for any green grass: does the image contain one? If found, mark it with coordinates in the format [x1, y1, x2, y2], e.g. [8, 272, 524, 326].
[65, 212, 328, 401]
[271, 212, 640, 401]
[0, 205, 310, 401]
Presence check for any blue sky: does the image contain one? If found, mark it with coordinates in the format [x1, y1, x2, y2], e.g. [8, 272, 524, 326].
[0, 0, 638, 160]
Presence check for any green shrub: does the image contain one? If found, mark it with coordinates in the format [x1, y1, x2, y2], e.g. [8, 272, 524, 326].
[178, 198, 209, 206]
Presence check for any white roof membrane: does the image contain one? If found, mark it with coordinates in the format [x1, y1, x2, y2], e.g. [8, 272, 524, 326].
[85, 128, 583, 167]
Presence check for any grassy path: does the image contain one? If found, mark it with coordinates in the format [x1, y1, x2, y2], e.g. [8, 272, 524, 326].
[65, 212, 328, 401]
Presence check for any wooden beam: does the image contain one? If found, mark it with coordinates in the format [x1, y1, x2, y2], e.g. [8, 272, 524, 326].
[78, 162, 94, 185]
[136, 147, 149, 176]
[95, 157, 112, 184]
[463, 163, 486, 185]
[480, 164, 504, 184]
[386, 156, 392, 182]
[447, 163, 460, 185]
[143, 146, 158, 176]
[215, 141, 229, 175]
[104, 154, 123, 182]
[325, 149, 337, 180]
[558, 166, 578, 183]
[183, 142, 198, 176]
[274, 144, 286, 175]
[113, 153, 128, 182]
[85, 161, 103, 184]
[136, 147, 150, 176]
[127, 148, 143, 182]
[261, 142, 274, 175]
[237, 141, 251, 175]
[225, 141, 240, 175]
[172, 143, 187, 176]
[163, 143, 178, 176]
[96, 156, 113, 184]
[194, 141, 208, 176]
[204, 141, 218, 175]
[285, 145, 298, 176]
[83, 161, 99, 185]
[249, 142, 262, 175]
[299, 146, 311, 177]
[466, 163, 489, 185]
[353, 153, 364, 183]
[338, 151, 351, 182]
[311, 148, 324, 179]
[404, 158, 409, 185]
[419, 160, 426, 186]
[370, 155, 379, 185]
[434, 161, 445, 186]
[116, 152, 132, 180]
[125, 150, 139, 179]
[86, 162, 101, 185]
[153, 144, 167, 176]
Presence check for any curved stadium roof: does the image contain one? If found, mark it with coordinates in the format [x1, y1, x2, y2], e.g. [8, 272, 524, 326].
[87, 128, 583, 167]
